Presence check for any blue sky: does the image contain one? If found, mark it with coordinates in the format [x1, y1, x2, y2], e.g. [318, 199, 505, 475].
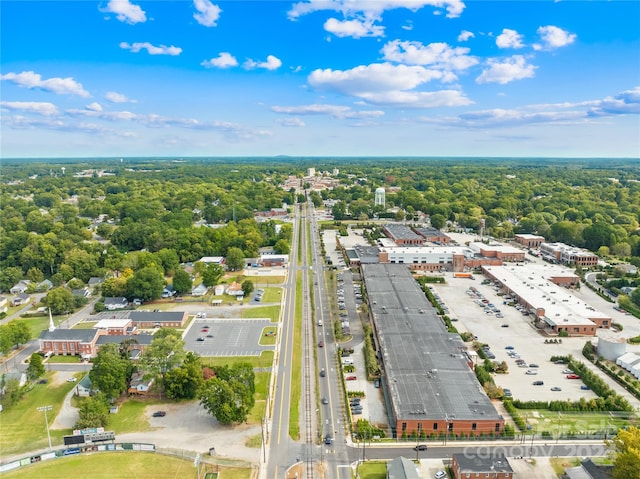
[1, 0, 639, 158]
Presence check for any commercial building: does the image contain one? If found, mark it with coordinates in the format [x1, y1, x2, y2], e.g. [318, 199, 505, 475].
[514, 234, 545, 249]
[468, 242, 525, 262]
[451, 453, 514, 479]
[540, 242, 599, 267]
[415, 226, 450, 244]
[362, 263, 504, 438]
[382, 224, 425, 246]
[482, 264, 610, 336]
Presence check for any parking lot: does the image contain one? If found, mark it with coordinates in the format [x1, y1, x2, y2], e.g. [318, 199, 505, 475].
[184, 318, 274, 356]
[431, 276, 598, 402]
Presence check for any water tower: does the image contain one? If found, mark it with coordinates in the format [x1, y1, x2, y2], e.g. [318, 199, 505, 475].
[374, 187, 386, 208]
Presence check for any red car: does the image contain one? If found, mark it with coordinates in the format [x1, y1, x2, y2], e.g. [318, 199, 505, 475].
[346, 376, 357, 381]
[566, 374, 581, 379]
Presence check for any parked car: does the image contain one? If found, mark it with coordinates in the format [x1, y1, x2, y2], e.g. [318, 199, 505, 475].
[434, 471, 447, 479]
[501, 324, 509, 328]
[566, 374, 581, 379]
[505, 346, 515, 350]
[413, 444, 427, 451]
[580, 385, 591, 390]
[529, 364, 539, 368]
[346, 375, 357, 381]
[533, 381, 544, 386]
[526, 370, 538, 375]
[152, 411, 166, 417]
[551, 387, 562, 392]
[503, 388, 512, 397]
[562, 369, 574, 374]
[66, 377, 77, 382]
[197, 337, 205, 341]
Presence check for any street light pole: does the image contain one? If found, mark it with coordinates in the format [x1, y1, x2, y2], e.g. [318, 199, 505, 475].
[37, 405, 53, 451]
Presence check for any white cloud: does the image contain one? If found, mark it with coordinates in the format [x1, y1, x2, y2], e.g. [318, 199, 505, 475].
[193, 0, 222, 27]
[588, 87, 640, 116]
[496, 28, 524, 49]
[276, 117, 306, 127]
[0, 101, 59, 116]
[476, 55, 537, 84]
[309, 63, 444, 95]
[0, 71, 90, 97]
[458, 30, 474, 42]
[288, 0, 465, 20]
[86, 102, 103, 112]
[401, 22, 413, 31]
[271, 103, 384, 119]
[324, 17, 384, 38]
[357, 89, 472, 108]
[66, 108, 138, 121]
[201, 52, 238, 68]
[105, 91, 135, 103]
[381, 40, 478, 72]
[533, 25, 576, 51]
[120, 42, 182, 56]
[243, 55, 282, 71]
[103, 0, 146, 24]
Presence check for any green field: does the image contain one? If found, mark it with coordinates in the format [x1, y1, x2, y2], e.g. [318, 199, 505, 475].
[259, 326, 277, 345]
[202, 350, 274, 369]
[0, 451, 252, 479]
[518, 409, 636, 437]
[241, 305, 280, 322]
[0, 376, 74, 456]
[357, 461, 388, 479]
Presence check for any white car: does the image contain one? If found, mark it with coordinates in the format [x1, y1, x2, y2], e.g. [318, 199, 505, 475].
[434, 471, 447, 479]
[525, 370, 538, 375]
[67, 377, 77, 382]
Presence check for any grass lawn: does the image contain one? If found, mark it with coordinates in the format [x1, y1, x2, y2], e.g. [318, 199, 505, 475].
[0, 452, 201, 478]
[247, 372, 270, 424]
[259, 326, 277, 346]
[202, 351, 274, 369]
[249, 275, 285, 286]
[11, 316, 51, 340]
[104, 399, 156, 434]
[0, 376, 75, 456]
[241, 305, 280, 322]
[357, 461, 388, 479]
[550, 457, 581, 475]
[519, 409, 635, 436]
[258, 287, 282, 303]
[47, 355, 84, 364]
[288, 271, 303, 440]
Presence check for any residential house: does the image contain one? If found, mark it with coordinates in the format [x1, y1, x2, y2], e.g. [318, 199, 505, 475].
[127, 371, 155, 395]
[386, 457, 420, 479]
[72, 288, 91, 298]
[37, 279, 54, 292]
[104, 297, 128, 310]
[225, 282, 244, 297]
[191, 283, 209, 297]
[1, 372, 27, 394]
[564, 458, 612, 479]
[162, 285, 176, 298]
[10, 280, 31, 295]
[75, 375, 95, 397]
[213, 284, 225, 295]
[88, 277, 105, 288]
[11, 293, 31, 307]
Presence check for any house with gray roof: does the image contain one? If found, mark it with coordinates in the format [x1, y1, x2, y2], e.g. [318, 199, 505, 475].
[386, 457, 420, 479]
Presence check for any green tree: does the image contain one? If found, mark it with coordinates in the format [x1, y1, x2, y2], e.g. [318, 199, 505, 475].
[273, 239, 290, 255]
[142, 332, 186, 388]
[43, 287, 75, 315]
[76, 393, 110, 429]
[89, 343, 129, 399]
[199, 362, 255, 424]
[610, 426, 640, 479]
[430, 214, 446, 230]
[332, 201, 347, 220]
[172, 268, 193, 295]
[26, 267, 44, 284]
[126, 267, 165, 301]
[201, 263, 224, 287]
[6, 320, 31, 347]
[26, 352, 45, 381]
[225, 247, 245, 272]
[241, 280, 254, 296]
[101, 277, 128, 298]
[0, 266, 23, 293]
[163, 352, 203, 400]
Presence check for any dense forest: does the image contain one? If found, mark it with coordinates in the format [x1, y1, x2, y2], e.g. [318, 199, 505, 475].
[1, 157, 639, 294]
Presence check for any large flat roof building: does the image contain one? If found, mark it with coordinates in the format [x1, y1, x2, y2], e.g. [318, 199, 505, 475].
[362, 263, 504, 438]
[383, 224, 425, 246]
[482, 264, 610, 336]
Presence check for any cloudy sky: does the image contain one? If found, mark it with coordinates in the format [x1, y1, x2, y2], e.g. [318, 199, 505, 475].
[1, 0, 639, 158]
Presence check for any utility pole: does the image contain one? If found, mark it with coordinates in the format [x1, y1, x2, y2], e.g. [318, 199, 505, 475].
[37, 405, 53, 450]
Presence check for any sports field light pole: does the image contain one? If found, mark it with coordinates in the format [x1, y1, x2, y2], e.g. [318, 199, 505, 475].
[37, 405, 53, 451]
